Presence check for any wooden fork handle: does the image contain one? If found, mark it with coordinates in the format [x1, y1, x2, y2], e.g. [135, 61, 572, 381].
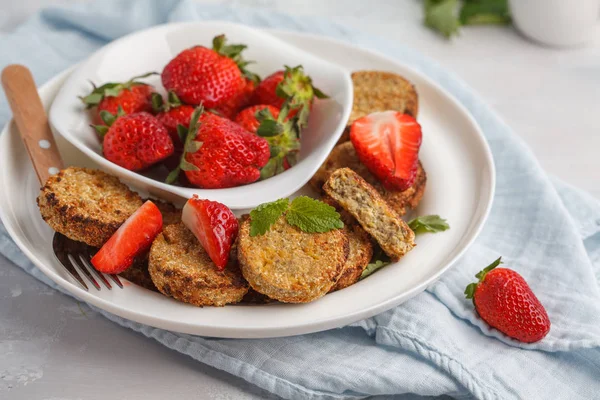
[2, 64, 64, 185]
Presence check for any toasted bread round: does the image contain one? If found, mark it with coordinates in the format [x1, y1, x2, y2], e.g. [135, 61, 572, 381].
[237, 216, 348, 303]
[149, 223, 248, 307]
[329, 225, 373, 292]
[350, 70, 418, 123]
[310, 142, 426, 216]
[336, 71, 419, 143]
[37, 167, 143, 247]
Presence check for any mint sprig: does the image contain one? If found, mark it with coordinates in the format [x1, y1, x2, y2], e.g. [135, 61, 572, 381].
[286, 196, 344, 233]
[408, 215, 450, 234]
[249, 198, 289, 236]
[249, 196, 343, 236]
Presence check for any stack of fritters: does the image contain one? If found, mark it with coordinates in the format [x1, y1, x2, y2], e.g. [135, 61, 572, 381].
[36, 70, 426, 307]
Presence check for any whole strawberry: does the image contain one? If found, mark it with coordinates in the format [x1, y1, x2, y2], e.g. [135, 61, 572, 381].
[94, 110, 174, 171]
[464, 257, 551, 343]
[152, 91, 195, 148]
[161, 35, 259, 112]
[81, 72, 156, 122]
[166, 107, 270, 188]
[251, 65, 327, 129]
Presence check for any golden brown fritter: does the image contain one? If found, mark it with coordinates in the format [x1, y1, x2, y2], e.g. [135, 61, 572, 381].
[37, 167, 143, 247]
[329, 224, 373, 292]
[237, 216, 348, 303]
[311, 142, 426, 216]
[149, 223, 248, 307]
[337, 70, 419, 143]
[323, 168, 415, 261]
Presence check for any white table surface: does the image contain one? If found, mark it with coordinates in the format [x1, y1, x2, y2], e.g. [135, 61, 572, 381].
[1, 0, 599, 399]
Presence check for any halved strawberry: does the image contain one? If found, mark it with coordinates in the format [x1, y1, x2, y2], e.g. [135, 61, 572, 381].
[350, 111, 422, 191]
[91, 201, 163, 274]
[182, 196, 239, 270]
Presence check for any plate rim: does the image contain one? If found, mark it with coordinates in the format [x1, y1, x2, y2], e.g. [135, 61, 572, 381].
[0, 25, 495, 338]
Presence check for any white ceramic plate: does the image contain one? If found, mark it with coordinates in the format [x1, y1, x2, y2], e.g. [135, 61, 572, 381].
[49, 22, 353, 209]
[0, 27, 495, 338]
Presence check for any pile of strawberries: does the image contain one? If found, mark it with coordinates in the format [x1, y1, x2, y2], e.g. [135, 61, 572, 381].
[82, 35, 326, 189]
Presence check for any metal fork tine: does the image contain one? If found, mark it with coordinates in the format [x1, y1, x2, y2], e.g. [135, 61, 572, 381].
[79, 255, 112, 290]
[68, 254, 101, 290]
[109, 274, 123, 288]
[53, 234, 88, 291]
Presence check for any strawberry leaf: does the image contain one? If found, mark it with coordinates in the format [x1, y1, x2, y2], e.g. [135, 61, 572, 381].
[249, 198, 289, 236]
[257, 119, 284, 137]
[180, 159, 199, 172]
[212, 34, 260, 84]
[185, 140, 203, 154]
[176, 124, 188, 144]
[151, 93, 164, 113]
[165, 166, 181, 184]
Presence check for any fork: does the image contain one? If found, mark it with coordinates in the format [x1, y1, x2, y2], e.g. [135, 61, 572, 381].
[2, 64, 123, 291]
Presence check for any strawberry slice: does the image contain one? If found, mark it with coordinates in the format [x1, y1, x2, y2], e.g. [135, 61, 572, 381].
[350, 111, 422, 191]
[91, 201, 163, 274]
[182, 196, 239, 270]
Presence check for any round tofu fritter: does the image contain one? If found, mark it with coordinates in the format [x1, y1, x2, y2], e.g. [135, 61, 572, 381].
[37, 167, 143, 247]
[149, 223, 248, 307]
[329, 225, 373, 292]
[310, 142, 426, 216]
[238, 217, 349, 303]
[349, 70, 419, 124]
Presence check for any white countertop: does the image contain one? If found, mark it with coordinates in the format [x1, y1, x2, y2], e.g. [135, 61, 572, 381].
[1, 0, 599, 399]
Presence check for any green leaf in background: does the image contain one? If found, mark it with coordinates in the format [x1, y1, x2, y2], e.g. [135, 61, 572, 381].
[408, 215, 450, 234]
[424, 0, 511, 38]
[460, 0, 510, 25]
[424, 0, 460, 38]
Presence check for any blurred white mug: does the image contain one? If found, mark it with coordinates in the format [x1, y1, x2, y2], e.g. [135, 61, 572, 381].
[509, 0, 600, 47]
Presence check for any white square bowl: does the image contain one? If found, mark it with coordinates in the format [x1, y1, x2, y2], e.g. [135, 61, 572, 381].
[49, 21, 353, 209]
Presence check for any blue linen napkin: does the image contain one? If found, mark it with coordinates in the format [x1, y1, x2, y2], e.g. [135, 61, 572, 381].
[2, 1, 600, 399]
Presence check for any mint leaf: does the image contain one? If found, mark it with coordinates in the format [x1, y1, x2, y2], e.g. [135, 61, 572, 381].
[249, 198, 289, 236]
[408, 215, 450, 234]
[361, 260, 391, 280]
[286, 196, 344, 233]
[424, 0, 460, 38]
[460, 0, 510, 25]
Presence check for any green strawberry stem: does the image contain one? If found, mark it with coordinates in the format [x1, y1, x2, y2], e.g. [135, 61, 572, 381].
[165, 105, 204, 184]
[212, 35, 260, 84]
[276, 65, 328, 130]
[90, 106, 126, 138]
[464, 257, 503, 299]
[151, 91, 182, 113]
[255, 102, 301, 180]
[80, 72, 158, 108]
